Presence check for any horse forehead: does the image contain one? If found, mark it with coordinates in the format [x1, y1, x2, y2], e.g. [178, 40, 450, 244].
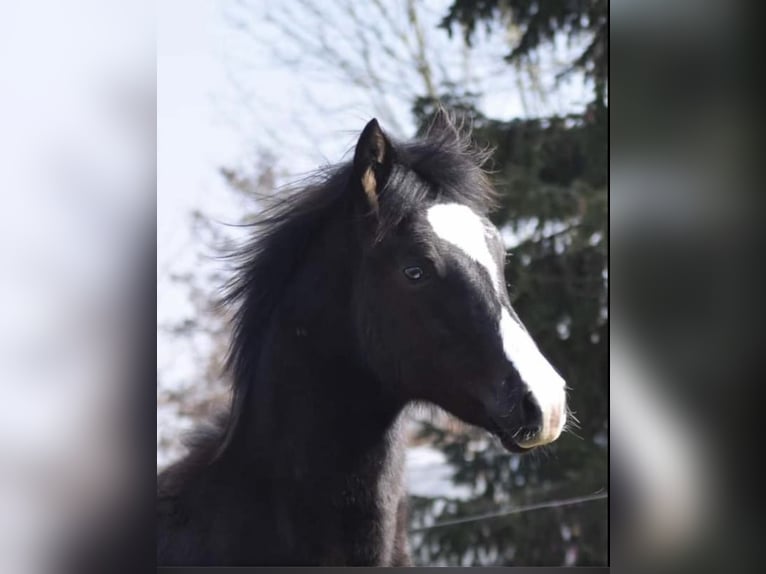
[425, 203, 500, 290]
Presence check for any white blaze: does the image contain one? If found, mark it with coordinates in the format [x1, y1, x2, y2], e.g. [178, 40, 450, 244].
[426, 203, 567, 447]
[425, 203, 500, 290]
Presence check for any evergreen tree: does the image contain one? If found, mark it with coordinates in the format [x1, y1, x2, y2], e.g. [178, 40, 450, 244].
[406, 1, 608, 566]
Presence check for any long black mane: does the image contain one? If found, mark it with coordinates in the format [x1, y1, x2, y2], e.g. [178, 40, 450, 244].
[157, 116, 498, 566]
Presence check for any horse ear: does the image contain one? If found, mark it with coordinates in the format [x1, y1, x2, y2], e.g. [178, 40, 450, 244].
[353, 118, 393, 212]
[426, 106, 461, 143]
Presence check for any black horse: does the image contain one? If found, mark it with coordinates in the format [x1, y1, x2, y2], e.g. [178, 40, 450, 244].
[157, 111, 568, 566]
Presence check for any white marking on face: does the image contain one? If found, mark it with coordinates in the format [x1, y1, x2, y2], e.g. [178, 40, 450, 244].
[426, 202, 566, 448]
[425, 203, 500, 290]
[500, 309, 567, 447]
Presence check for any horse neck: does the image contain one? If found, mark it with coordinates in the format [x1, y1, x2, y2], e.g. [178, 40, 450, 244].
[224, 215, 407, 482]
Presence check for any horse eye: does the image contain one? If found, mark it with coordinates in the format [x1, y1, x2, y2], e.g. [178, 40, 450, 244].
[403, 266, 423, 281]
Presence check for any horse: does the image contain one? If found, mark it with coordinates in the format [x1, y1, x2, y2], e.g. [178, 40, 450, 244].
[157, 110, 568, 566]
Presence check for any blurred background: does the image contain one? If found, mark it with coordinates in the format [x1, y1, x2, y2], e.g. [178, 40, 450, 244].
[1, 2, 154, 573]
[157, 0, 607, 566]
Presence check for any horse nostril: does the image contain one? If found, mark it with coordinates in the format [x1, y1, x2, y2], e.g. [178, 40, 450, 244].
[519, 391, 543, 433]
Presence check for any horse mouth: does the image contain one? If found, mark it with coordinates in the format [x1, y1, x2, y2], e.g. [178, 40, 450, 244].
[498, 434, 534, 454]
[489, 418, 536, 454]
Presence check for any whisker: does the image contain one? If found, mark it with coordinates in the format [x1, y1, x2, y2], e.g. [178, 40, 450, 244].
[565, 406, 581, 429]
[565, 416, 581, 431]
[563, 425, 584, 441]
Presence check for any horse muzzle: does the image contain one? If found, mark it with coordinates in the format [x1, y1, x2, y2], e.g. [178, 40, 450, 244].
[513, 386, 567, 448]
[492, 383, 567, 452]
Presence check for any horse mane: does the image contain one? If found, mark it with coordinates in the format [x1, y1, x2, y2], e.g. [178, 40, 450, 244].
[204, 114, 497, 460]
